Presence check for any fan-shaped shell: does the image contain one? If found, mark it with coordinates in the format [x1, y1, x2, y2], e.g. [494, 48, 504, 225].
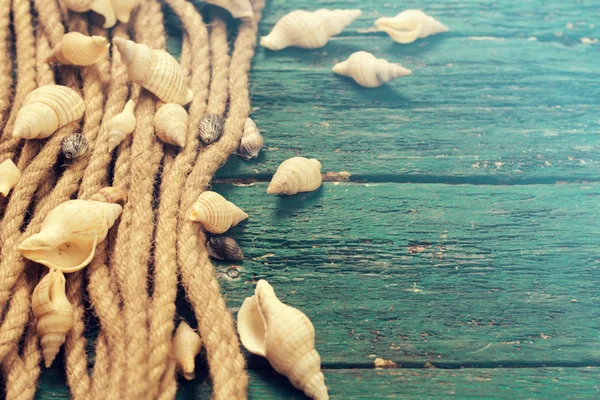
[61, 133, 89, 160]
[107, 100, 136, 151]
[46, 32, 110, 67]
[0, 159, 21, 197]
[198, 114, 223, 145]
[113, 38, 193, 105]
[154, 104, 188, 147]
[332, 51, 412, 88]
[239, 118, 263, 160]
[18, 200, 123, 273]
[267, 157, 322, 195]
[189, 191, 248, 234]
[112, 0, 139, 23]
[375, 10, 449, 44]
[172, 321, 202, 380]
[90, 186, 127, 204]
[62, 0, 116, 29]
[260, 9, 362, 51]
[238, 280, 329, 400]
[205, 0, 253, 19]
[12, 85, 85, 139]
[207, 236, 244, 261]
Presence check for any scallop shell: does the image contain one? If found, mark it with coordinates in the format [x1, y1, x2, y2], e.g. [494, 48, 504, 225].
[62, 0, 117, 29]
[0, 159, 21, 197]
[189, 191, 248, 234]
[113, 38, 193, 105]
[112, 0, 139, 23]
[239, 118, 263, 160]
[204, 0, 253, 19]
[172, 321, 202, 380]
[61, 133, 89, 160]
[206, 236, 244, 261]
[375, 10, 449, 44]
[107, 100, 136, 151]
[154, 103, 188, 147]
[332, 51, 412, 88]
[32, 269, 75, 368]
[260, 9, 362, 51]
[46, 32, 110, 67]
[90, 186, 127, 204]
[267, 157, 322, 195]
[18, 200, 123, 273]
[198, 114, 223, 145]
[238, 280, 329, 400]
[13, 85, 85, 139]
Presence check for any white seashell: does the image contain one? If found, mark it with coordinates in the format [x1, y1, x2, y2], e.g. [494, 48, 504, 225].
[154, 104, 188, 147]
[172, 321, 202, 380]
[113, 38, 193, 105]
[12, 85, 85, 139]
[46, 32, 110, 67]
[260, 9, 362, 50]
[332, 51, 412, 88]
[0, 159, 21, 197]
[238, 118, 263, 160]
[107, 100, 136, 151]
[62, 0, 117, 29]
[189, 191, 248, 234]
[238, 280, 329, 400]
[18, 200, 123, 273]
[205, 0, 253, 19]
[375, 10, 449, 44]
[112, 0, 139, 24]
[267, 157, 322, 195]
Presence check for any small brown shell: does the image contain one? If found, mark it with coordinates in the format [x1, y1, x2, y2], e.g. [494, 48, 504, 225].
[198, 114, 224, 145]
[207, 236, 244, 261]
[61, 133, 89, 160]
[239, 118, 263, 160]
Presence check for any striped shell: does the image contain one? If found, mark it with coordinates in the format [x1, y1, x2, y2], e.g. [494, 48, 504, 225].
[189, 191, 248, 234]
[239, 118, 263, 160]
[198, 114, 223, 145]
[267, 157, 322, 195]
[61, 133, 89, 160]
[46, 32, 110, 67]
[154, 104, 188, 147]
[207, 236, 244, 261]
[332, 51, 412, 88]
[0, 159, 21, 197]
[172, 321, 202, 380]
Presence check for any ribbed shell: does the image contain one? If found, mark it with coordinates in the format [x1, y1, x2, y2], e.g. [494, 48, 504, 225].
[61, 133, 89, 159]
[62, 0, 117, 28]
[205, 0, 253, 19]
[189, 191, 248, 234]
[90, 186, 127, 204]
[239, 118, 263, 160]
[112, 0, 139, 23]
[267, 157, 322, 195]
[198, 114, 224, 145]
[332, 51, 412, 88]
[154, 103, 188, 147]
[46, 32, 110, 67]
[207, 236, 244, 261]
[375, 10, 449, 44]
[172, 321, 202, 380]
[107, 100, 136, 151]
[0, 159, 21, 197]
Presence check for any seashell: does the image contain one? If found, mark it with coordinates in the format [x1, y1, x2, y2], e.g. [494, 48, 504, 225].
[18, 200, 123, 273]
[172, 321, 202, 380]
[204, 0, 253, 19]
[332, 51, 412, 88]
[90, 186, 127, 204]
[0, 159, 21, 197]
[267, 157, 322, 195]
[13, 85, 85, 139]
[62, 0, 117, 29]
[238, 118, 263, 160]
[375, 10, 449, 44]
[189, 191, 248, 234]
[260, 9, 362, 51]
[154, 104, 188, 147]
[238, 280, 329, 400]
[107, 100, 136, 151]
[113, 38, 193, 105]
[206, 236, 244, 261]
[197, 114, 223, 145]
[61, 133, 89, 160]
[112, 0, 139, 23]
[46, 32, 110, 67]
[32, 269, 75, 368]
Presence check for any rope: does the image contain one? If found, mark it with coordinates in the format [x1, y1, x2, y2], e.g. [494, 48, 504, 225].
[0, 0, 13, 132]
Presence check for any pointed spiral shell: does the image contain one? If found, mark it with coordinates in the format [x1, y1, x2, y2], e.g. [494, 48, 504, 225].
[62, 0, 117, 29]
[172, 321, 202, 380]
[107, 100, 136, 151]
[112, 0, 139, 23]
[46, 32, 110, 67]
[205, 0, 253, 19]
[375, 10, 449, 44]
[0, 159, 21, 197]
[332, 51, 412, 88]
[189, 191, 248, 234]
[154, 103, 188, 147]
[239, 118, 263, 160]
[267, 157, 322, 195]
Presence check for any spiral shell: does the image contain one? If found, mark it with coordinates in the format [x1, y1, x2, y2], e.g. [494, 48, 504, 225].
[375, 10, 449, 44]
[62, 0, 117, 29]
[0, 159, 21, 197]
[239, 118, 263, 160]
[13, 85, 85, 139]
[154, 103, 188, 147]
[107, 100, 136, 151]
[204, 0, 253, 19]
[238, 280, 329, 400]
[46, 32, 110, 67]
[267, 157, 322, 195]
[332, 51, 412, 88]
[198, 114, 223, 145]
[260, 9, 362, 51]
[32, 270, 75, 368]
[61, 133, 89, 160]
[113, 38, 193, 105]
[207, 236, 244, 261]
[189, 191, 248, 234]
[112, 0, 139, 23]
[172, 321, 202, 380]
[90, 186, 127, 204]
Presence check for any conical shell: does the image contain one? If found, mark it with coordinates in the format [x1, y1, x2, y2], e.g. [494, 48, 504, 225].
[267, 157, 322, 195]
[239, 118, 263, 160]
[18, 200, 123, 273]
[13, 85, 85, 139]
[32, 270, 75, 368]
[46, 32, 110, 67]
[90, 186, 127, 204]
[62, 0, 116, 29]
[172, 321, 202, 380]
[375, 10, 449, 44]
[207, 236, 244, 261]
[0, 159, 21, 197]
[107, 100, 136, 151]
[189, 191, 248, 234]
[205, 0, 253, 19]
[260, 9, 362, 51]
[112, 0, 139, 23]
[198, 114, 223, 145]
[61, 133, 89, 160]
[332, 51, 412, 88]
[113, 38, 193, 105]
[154, 103, 188, 147]
[238, 280, 329, 400]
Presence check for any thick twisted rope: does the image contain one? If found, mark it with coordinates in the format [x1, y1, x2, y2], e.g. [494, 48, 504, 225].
[0, 0, 13, 132]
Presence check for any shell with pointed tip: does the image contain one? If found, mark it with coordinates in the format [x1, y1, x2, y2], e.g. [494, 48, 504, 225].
[205, 0, 252, 19]
[61, 133, 89, 160]
[0, 159, 21, 197]
[238, 280, 329, 400]
[207, 236, 244, 261]
[12, 85, 85, 139]
[375, 10, 449, 44]
[46, 32, 110, 67]
[62, 0, 116, 29]
[107, 100, 136, 151]
[32, 270, 75, 368]
[267, 157, 322, 195]
[90, 186, 127, 204]
[154, 104, 188, 147]
[189, 191, 248, 234]
[260, 9, 362, 51]
[332, 51, 412, 88]
[198, 114, 223, 145]
[18, 200, 123, 273]
[172, 321, 202, 380]
[113, 38, 193, 105]
[239, 118, 263, 160]
[112, 0, 139, 23]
